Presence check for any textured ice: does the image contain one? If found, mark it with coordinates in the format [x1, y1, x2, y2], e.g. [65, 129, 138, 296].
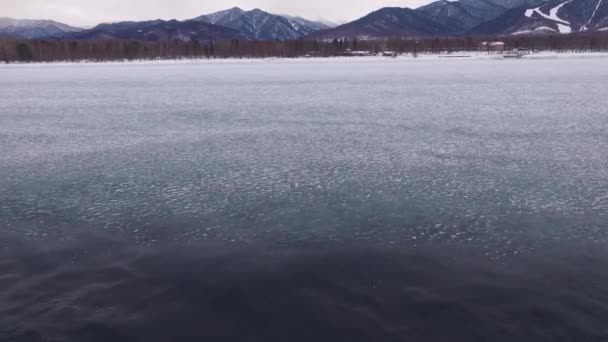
[1, 57, 608, 254]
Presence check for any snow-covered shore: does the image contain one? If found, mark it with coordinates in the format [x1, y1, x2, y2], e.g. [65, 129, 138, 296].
[1, 51, 608, 67]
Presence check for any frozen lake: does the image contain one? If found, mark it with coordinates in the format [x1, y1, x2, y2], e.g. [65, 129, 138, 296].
[1, 56, 607, 253]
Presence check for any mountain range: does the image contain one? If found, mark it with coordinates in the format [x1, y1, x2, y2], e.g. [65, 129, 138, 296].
[473, 0, 608, 35]
[418, 0, 546, 32]
[0, 17, 82, 38]
[191, 7, 331, 40]
[313, 0, 607, 38]
[67, 19, 242, 42]
[2, 0, 608, 41]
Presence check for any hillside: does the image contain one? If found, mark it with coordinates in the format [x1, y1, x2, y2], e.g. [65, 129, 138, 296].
[0, 17, 82, 38]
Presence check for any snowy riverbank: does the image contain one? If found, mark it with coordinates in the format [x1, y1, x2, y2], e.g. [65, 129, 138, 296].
[1, 51, 608, 67]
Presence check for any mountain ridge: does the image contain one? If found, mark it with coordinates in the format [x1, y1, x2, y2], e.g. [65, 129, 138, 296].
[192, 8, 329, 40]
[2, 1, 608, 42]
[471, 0, 608, 35]
[67, 19, 243, 41]
[0, 17, 82, 38]
[308, 7, 454, 39]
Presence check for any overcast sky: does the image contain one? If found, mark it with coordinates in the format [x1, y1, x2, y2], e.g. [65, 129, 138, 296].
[2, 0, 433, 27]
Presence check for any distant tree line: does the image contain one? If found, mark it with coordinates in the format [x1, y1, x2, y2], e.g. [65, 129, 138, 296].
[1, 32, 607, 63]
[380, 32, 608, 54]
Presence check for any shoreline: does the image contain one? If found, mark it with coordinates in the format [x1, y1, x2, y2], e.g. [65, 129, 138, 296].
[2, 50, 608, 67]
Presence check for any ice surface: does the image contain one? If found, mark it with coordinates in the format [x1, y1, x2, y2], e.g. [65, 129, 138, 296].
[1, 56, 608, 254]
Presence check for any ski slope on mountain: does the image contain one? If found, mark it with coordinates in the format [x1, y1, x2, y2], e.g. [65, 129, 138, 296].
[525, 1, 572, 33]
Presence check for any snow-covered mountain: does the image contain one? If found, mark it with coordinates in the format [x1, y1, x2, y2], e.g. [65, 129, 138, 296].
[472, 0, 608, 35]
[483, 0, 551, 8]
[0, 17, 82, 38]
[308, 0, 559, 39]
[308, 7, 452, 39]
[315, 0, 607, 38]
[417, 0, 550, 32]
[418, 0, 504, 30]
[315, 18, 341, 28]
[66, 19, 242, 42]
[3, 1, 608, 42]
[220, 9, 315, 39]
[417, 0, 490, 33]
[192, 7, 246, 26]
[282, 15, 332, 30]
[193, 8, 329, 40]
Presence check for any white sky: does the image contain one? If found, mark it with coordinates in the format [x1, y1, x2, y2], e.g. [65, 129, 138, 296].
[1, 0, 434, 27]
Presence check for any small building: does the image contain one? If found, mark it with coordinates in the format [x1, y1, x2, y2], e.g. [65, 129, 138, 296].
[346, 49, 374, 57]
[381, 50, 398, 58]
[479, 41, 505, 53]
